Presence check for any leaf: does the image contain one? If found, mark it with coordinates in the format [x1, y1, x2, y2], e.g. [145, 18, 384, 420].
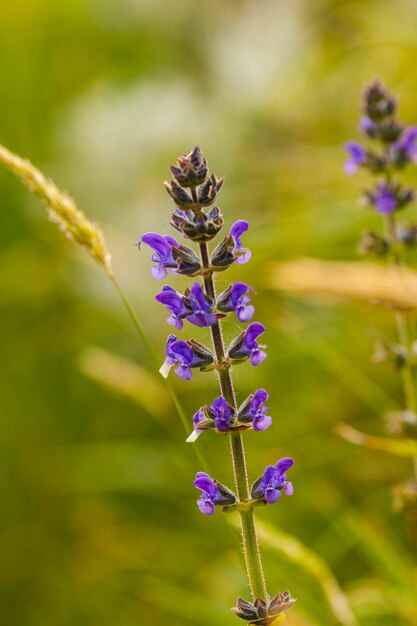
[335, 422, 417, 458]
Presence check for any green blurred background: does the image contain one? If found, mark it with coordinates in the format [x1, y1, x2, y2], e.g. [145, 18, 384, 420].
[1, 1, 417, 625]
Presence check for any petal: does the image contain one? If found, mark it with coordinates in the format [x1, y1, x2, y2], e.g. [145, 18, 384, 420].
[229, 220, 249, 241]
[186, 429, 202, 443]
[171, 340, 194, 364]
[237, 304, 255, 322]
[275, 457, 294, 474]
[265, 488, 281, 504]
[197, 497, 214, 515]
[187, 313, 218, 327]
[194, 472, 217, 497]
[159, 358, 173, 378]
[190, 282, 211, 313]
[253, 414, 272, 431]
[250, 349, 267, 366]
[141, 232, 172, 256]
[230, 282, 250, 305]
[251, 388, 269, 410]
[151, 265, 167, 280]
[235, 249, 252, 264]
[167, 315, 183, 330]
[262, 465, 276, 485]
[245, 322, 266, 347]
[175, 365, 192, 380]
[285, 481, 294, 496]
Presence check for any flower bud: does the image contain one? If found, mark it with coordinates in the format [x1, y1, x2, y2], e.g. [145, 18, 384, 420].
[172, 244, 202, 276]
[232, 591, 295, 625]
[170, 146, 208, 187]
[170, 206, 224, 242]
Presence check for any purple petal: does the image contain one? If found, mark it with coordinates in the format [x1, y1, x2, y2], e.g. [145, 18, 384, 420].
[275, 458, 294, 474]
[187, 313, 218, 327]
[141, 233, 174, 256]
[230, 282, 251, 305]
[229, 220, 249, 241]
[235, 249, 252, 264]
[171, 340, 194, 364]
[245, 322, 266, 347]
[174, 365, 192, 380]
[190, 282, 211, 313]
[151, 265, 167, 280]
[167, 315, 183, 330]
[261, 465, 276, 486]
[285, 482, 294, 496]
[253, 414, 272, 431]
[265, 488, 281, 504]
[359, 116, 376, 134]
[194, 472, 217, 497]
[250, 349, 267, 366]
[344, 141, 366, 175]
[251, 389, 269, 411]
[197, 497, 214, 515]
[237, 304, 255, 322]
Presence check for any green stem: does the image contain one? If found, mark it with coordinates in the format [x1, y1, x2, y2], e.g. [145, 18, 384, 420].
[199, 240, 267, 600]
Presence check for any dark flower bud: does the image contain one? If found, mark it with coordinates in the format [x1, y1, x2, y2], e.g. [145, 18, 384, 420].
[198, 174, 224, 206]
[187, 338, 215, 369]
[170, 206, 224, 242]
[164, 180, 194, 208]
[358, 230, 390, 256]
[232, 591, 295, 625]
[385, 410, 417, 438]
[210, 235, 236, 269]
[378, 119, 404, 143]
[170, 146, 208, 187]
[172, 244, 202, 276]
[373, 339, 408, 369]
[362, 80, 397, 121]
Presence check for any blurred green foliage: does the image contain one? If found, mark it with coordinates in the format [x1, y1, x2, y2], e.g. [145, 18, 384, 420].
[1, 1, 417, 625]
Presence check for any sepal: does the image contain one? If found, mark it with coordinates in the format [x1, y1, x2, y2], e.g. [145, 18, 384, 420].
[232, 591, 295, 625]
[172, 245, 202, 276]
[198, 174, 224, 206]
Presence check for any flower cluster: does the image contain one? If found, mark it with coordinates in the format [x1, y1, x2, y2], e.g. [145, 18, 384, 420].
[187, 389, 273, 442]
[345, 82, 417, 518]
[344, 80, 416, 225]
[139, 147, 295, 622]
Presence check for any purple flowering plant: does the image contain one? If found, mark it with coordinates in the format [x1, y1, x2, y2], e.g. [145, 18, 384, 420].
[139, 147, 295, 623]
[345, 81, 417, 515]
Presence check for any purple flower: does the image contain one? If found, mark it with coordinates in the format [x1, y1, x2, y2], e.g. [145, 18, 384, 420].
[228, 322, 267, 366]
[229, 220, 251, 264]
[251, 458, 294, 504]
[344, 141, 366, 175]
[187, 282, 218, 327]
[139, 232, 179, 279]
[238, 389, 272, 431]
[217, 282, 255, 322]
[186, 407, 205, 443]
[372, 183, 398, 214]
[360, 116, 377, 136]
[392, 126, 417, 164]
[155, 285, 191, 330]
[193, 471, 236, 515]
[211, 396, 236, 431]
[159, 334, 214, 380]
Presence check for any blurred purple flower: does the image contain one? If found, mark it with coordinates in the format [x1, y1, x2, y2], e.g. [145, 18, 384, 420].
[372, 183, 398, 214]
[344, 141, 366, 175]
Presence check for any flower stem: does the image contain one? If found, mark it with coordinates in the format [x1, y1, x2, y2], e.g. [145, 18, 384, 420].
[199, 240, 268, 600]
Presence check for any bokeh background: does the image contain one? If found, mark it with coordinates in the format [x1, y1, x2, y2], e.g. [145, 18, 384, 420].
[1, 1, 417, 625]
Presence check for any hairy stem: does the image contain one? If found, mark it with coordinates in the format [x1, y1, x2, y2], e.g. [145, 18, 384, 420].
[199, 240, 267, 600]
